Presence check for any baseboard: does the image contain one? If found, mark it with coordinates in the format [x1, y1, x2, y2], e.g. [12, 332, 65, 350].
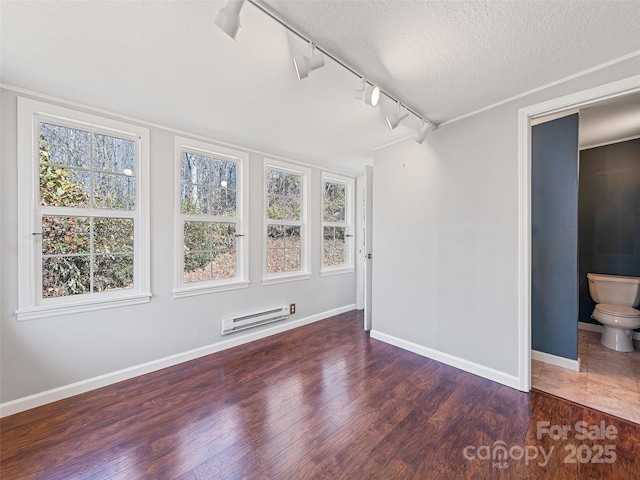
[0, 304, 356, 418]
[578, 322, 601, 333]
[578, 321, 640, 340]
[369, 330, 520, 390]
[531, 349, 580, 372]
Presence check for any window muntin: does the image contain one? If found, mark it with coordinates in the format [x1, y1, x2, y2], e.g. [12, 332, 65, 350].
[323, 226, 346, 267]
[321, 174, 354, 273]
[39, 123, 136, 210]
[42, 216, 134, 297]
[264, 161, 310, 283]
[180, 152, 237, 217]
[266, 169, 301, 221]
[37, 123, 138, 299]
[174, 139, 247, 296]
[183, 220, 236, 283]
[17, 98, 150, 320]
[267, 225, 301, 273]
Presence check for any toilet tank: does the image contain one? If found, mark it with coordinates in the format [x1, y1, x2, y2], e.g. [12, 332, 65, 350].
[587, 273, 640, 307]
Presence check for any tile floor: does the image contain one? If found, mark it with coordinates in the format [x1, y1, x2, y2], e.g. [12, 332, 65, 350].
[532, 328, 640, 424]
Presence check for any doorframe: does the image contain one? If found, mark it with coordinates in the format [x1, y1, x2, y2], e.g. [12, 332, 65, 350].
[363, 165, 373, 331]
[517, 75, 640, 392]
[355, 174, 366, 310]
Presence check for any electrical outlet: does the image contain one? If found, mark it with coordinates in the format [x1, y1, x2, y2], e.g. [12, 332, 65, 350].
[290, 303, 296, 315]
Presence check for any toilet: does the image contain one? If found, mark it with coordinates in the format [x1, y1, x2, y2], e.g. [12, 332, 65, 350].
[587, 273, 640, 352]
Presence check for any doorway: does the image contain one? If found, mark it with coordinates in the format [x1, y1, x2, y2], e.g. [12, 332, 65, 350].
[356, 165, 373, 331]
[518, 77, 640, 421]
[517, 76, 640, 391]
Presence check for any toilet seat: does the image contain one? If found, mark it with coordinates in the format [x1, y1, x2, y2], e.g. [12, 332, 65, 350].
[594, 303, 640, 318]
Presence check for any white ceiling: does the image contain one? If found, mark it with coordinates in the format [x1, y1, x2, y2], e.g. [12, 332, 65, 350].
[2, 1, 639, 174]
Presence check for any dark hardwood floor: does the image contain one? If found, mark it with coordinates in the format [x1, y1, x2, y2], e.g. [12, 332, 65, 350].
[2, 310, 639, 479]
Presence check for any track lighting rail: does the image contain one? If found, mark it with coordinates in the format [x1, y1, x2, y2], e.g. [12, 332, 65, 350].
[247, 0, 433, 127]
[217, 0, 438, 141]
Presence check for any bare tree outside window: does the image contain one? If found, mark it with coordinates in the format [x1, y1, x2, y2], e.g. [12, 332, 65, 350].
[180, 152, 238, 283]
[323, 180, 348, 267]
[39, 124, 136, 297]
[266, 168, 303, 273]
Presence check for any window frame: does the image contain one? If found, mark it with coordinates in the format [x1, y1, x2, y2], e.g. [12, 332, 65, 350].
[320, 172, 355, 276]
[16, 97, 151, 320]
[263, 158, 311, 285]
[173, 136, 249, 298]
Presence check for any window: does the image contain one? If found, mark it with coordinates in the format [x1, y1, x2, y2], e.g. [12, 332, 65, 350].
[321, 173, 354, 274]
[174, 137, 248, 297]
[264, 159, 311, 284]
[17, 98, 150, 320]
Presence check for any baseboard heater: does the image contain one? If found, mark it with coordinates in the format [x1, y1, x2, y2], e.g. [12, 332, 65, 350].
[221, 306, 290, 335]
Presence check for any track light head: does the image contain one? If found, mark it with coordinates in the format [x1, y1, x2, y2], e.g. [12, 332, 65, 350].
[293, 45, 325, 81]
[386, 105, 409, 130]
[366, 85, 380, 107]
[215, 0, 245, 40]
[215, 3, 432, 133]
[354, 79, 380, 107]
[415, 120, 437, 144]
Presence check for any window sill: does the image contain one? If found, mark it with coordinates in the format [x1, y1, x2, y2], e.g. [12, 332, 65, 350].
[173, 281, 250, 299]
[16, 293, 152, 321]
[262, 272, 312, 286]
[320, 267, 355, 277]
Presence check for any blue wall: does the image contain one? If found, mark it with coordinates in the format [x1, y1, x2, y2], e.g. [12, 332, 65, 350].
[531, 114, 579, 360]
[578, 138, 640, 331]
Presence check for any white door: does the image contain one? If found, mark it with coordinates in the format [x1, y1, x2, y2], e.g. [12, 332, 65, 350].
[364, 165, 373, 331]
[355, 176, 365, 310]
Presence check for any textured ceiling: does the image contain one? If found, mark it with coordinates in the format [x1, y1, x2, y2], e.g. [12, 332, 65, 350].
[266, 0, 640, 122]
[2, 1, 639, 174]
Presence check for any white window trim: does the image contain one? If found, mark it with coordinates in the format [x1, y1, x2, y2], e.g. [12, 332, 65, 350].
[320, 172, 355, 276]
[173, 136, 249, 298]
[263, 158, 311, 285]
[16, 97, 150, 321]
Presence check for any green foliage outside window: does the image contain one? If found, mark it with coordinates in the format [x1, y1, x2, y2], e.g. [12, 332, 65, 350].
[180, 152, 238, 282]
[266, 170, 301, 220]
[323, 180, 347, 267]
[39, 132, 134, 297]
[323, 181, 346, 222]
[39, 135, 89, 208]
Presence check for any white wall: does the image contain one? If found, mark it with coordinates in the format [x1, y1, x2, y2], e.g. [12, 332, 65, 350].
[370, 55, 640, 386]
[0, 87, 356, 406]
